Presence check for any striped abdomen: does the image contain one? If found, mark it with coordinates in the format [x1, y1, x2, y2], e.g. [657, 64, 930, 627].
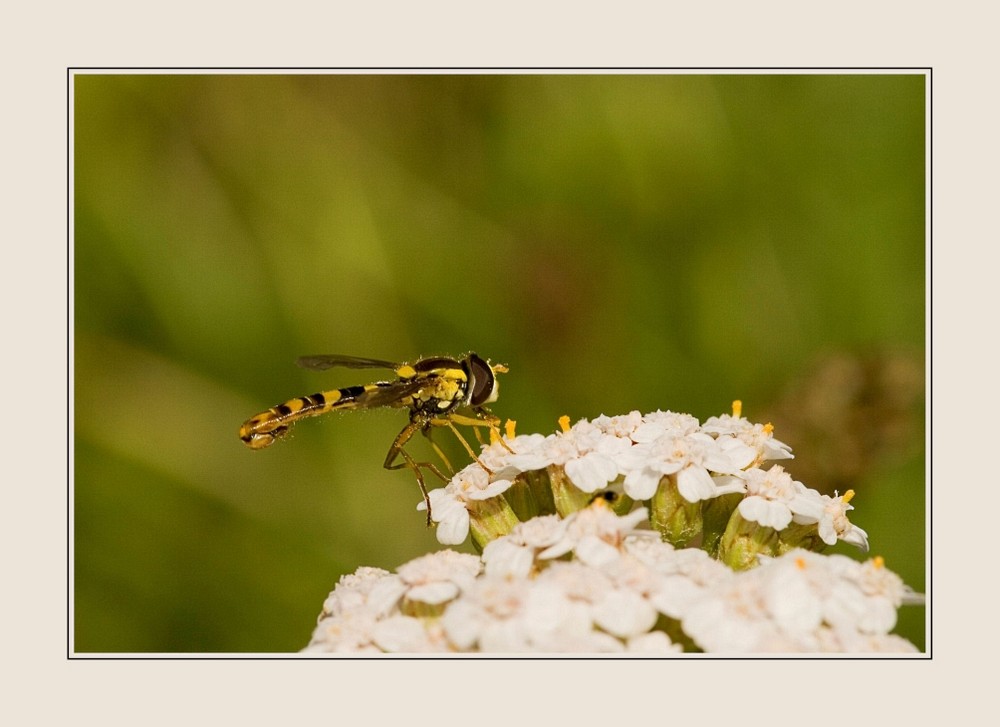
[239, 385, 373, 449]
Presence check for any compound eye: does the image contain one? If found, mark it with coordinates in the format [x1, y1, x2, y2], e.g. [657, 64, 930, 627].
[467, 354, 497, 407]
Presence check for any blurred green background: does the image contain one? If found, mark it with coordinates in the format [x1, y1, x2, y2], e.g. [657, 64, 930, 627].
[73, 73, 926, 653]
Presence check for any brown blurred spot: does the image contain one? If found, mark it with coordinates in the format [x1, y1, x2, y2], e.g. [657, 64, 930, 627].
[507, 209, 610, 350]
[764, 349, 925, 494]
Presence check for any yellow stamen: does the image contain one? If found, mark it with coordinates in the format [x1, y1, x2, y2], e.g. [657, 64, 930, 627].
[873, 555, 885, 569]
[489, 427, 501, 444]
[732, 400, 742, 418]
[843, 489, 855, 504]
[558, 415, 571, 433]
[505, 419, 517, 439]
[795, 556, 807, 570]
[763, 422, 774, 435]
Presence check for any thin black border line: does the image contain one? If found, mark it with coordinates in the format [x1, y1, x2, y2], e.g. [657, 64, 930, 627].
[926, 67, 933, 659]
[67, 66, 73, 661]
[68, 67, 932, 660]
[68, 66, 932, 72]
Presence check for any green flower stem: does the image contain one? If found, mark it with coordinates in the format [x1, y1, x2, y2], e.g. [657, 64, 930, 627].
[650, 475, 703, 548]
[777, 521, 827, 554]
[548, 465, 591, 517]
[701, 492, 744, 557]
[468, 496, 520, 551]
[718, 510, 780, 570]
[511, 469, 556, 520]
[504, 476, 542, 522]
[522, 468, 558, 517]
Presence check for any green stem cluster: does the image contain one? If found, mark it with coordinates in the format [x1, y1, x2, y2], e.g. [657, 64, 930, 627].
[464, 466, 833, 570]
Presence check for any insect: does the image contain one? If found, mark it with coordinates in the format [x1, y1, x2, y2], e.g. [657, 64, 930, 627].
[238, 353, 508, 523]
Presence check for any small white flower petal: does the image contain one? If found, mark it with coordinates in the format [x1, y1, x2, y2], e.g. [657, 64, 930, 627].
[371, 615, 435, 652]
[440, 600, 482, 650]
[574, 535, 622, 567]
[711, 474, 747, 496]
[565, 452, 618, 493]
[593, 589, 658, 638]
[468, 477, 515, 501]
[366, 577, 408, 617]
[675, 465, 718, 502]
[435, 509, 471, 545]
[763, 564, 823, 635]
[710, 436, 757, 471]
[482, 538, 536, 577]
[407, 581, 460, 605]
[841, 524, 870, 552]
[738, 496, 793, 530]
[630, 421, 668, 443]
[623, 467, 661, 500]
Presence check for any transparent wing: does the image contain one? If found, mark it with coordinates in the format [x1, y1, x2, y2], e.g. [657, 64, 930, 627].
[296, 354, 402, 372]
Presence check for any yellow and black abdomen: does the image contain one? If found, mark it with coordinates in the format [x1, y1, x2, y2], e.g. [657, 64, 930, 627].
[239, 384, 376, 449]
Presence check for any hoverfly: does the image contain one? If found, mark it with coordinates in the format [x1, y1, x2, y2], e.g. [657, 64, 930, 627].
[238, 353, 508, 523]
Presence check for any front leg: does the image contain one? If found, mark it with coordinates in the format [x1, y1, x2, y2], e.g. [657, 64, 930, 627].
[384, 419, 451, 526]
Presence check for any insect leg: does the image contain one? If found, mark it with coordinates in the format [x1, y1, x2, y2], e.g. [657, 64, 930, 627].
[446, 412, 514, 454]
[425, 417, 495, 475]
[384, 420, 451, 526]
[421, 427, 455, 475]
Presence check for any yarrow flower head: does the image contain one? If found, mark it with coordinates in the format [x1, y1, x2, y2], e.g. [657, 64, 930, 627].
[630, 409, 702, 442]
[536, 500, 649, 566]
[412, 408, 873, 560]
[591, 410, 645, 439]
[305, 512, 922, 654]
[538, 417, 633, 494]
[618, 431, 749, 502]
[481, 514, 567, 577]
[396, 550, 482, 607]
[477, 431, 550, 479]
[303, 405, 923, 654]
[679, 550, 922, 652]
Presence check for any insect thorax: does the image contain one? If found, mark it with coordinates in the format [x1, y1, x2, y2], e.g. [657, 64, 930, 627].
[408, 375, 468, 417]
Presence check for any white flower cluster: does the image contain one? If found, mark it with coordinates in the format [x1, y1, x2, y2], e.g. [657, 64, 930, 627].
[303, 502, 923, 654]
[418, 408, 868, 561]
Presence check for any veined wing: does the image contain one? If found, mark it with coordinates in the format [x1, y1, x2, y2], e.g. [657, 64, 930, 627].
[337, 377, 430, 410]
[296, 354, 402, 372]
